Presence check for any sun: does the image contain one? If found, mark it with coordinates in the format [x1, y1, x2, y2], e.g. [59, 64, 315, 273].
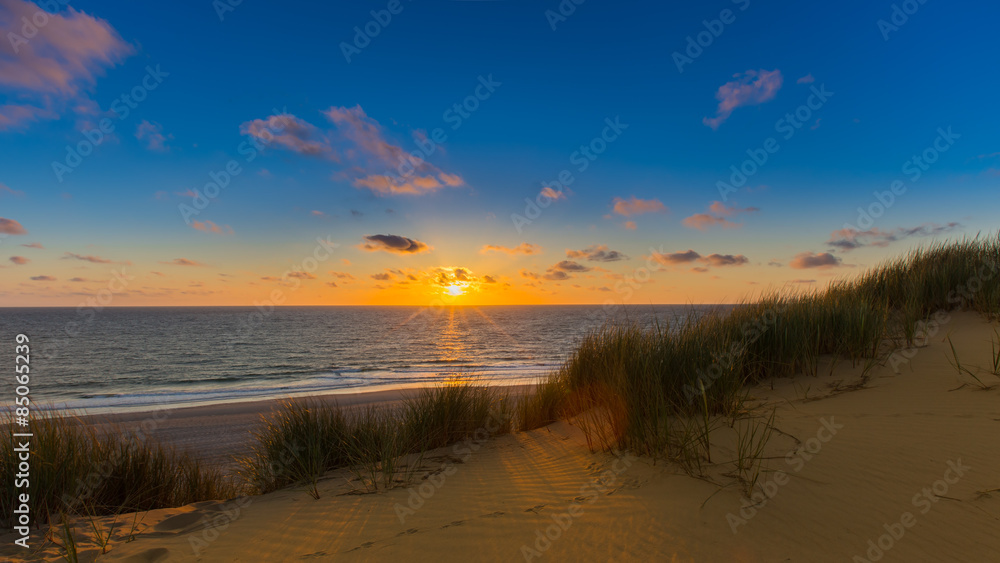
[445, 283, 465, 296]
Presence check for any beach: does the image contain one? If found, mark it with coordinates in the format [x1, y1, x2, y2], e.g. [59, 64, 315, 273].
[3, 312, 998, 562]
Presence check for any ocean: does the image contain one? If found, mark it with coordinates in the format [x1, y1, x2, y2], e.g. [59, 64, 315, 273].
[1, 305, 715, 413]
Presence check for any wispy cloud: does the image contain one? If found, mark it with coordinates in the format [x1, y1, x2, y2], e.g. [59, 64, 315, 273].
[796, 74, 815, 84]
[29, 275, 56, 281]
[135, 120, 171, 151]
[703, 69, 783, 130]
[358, 234, 431, 255]
[62, 252, 124, 264]
[9, 256, 29, 265]
[0, 182, 25, 197]
[827, 222, 961, 251]
[161, 258, 206, 267]
[612, 196, 666, 217]
[20, 242, 43, 249]
[0, 0, 133, 130]
[481, 242, 543, 255]
[191, 220, 234, 235]
[683, 201, 759, 231]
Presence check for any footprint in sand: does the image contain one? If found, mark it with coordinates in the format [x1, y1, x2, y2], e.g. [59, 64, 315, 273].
[524, 504, 546, 514]
[480, 511, 505, 518]
[395, 528, 419, 537]
[441, 520, 465, 528]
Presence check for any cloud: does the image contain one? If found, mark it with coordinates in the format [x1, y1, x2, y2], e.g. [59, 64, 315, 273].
[481, 242, 542, 256]
[566, 245, 627, 262]
[29, 275, 56, 281]
[246, 105, 465, 195]
[21, 242, 43, 249]
[483, 275, 497, 283]
[191, 220, 233, 235]
[0, 182, 24, 197]
[543, 270, 570, 281]
[652, 249, 749, 269]
[135, 120, 171, 151]
[652, 249, 702, 265]
[62, 252, 114, 263]
[350, 209, 364, 217]
[612, 196, 666, 217]
[311, 210, 325, 217]
[9, 256, 29, 265]
[324, 105, 465, 196]
[540, 186, 566, 201]
[703, 69, 783, 130]
[624, 221, 637, 230]
[161, 258, 205, 267]
[789, 279, 816, 284]
[0, 0, 133, 130]
[549, 260, 591, 273]
[789, 252, 841, 269]
[0, 217, 27, 235]
[329, 271, 354, 280]
[371, 272, 393, 281]
[708, 201, 759, 216]
[519, 269, 540, 280]
[682, 214, 738, 230]
[827, 223, 962, 252]
[703, 253, 750, 267]
[683, 201, 759, 231]
[286, 271, 316, 280]
[69, 277, 88, 282]
[796, 74, 815, 84]
[359, 234, 431, 254]
[239, 113, 334, 158]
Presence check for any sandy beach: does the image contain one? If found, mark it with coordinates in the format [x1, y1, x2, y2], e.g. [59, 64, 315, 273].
[3, 312, 998, 562]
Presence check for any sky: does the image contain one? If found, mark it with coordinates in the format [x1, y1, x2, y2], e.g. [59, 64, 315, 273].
[1, 0, 998, 306]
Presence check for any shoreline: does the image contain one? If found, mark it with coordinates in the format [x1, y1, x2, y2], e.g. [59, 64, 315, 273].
[73, 383, 536, 470]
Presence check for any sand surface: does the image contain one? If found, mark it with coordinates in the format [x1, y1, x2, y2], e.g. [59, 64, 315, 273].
[4, 313, 999, 562]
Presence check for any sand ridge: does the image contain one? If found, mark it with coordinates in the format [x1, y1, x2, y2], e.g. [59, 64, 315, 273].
[3, 313, 999, 562]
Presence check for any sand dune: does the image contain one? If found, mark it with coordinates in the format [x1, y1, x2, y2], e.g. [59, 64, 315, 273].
[5, 313, 999, 562]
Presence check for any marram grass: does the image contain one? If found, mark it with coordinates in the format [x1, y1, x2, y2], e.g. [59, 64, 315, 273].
[526, 234, 1000, 458]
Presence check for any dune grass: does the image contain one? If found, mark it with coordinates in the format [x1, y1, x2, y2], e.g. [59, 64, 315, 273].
[523, 235, 1000, 464]
[238, 383, 514, 495]
[0, 412, 239, 529]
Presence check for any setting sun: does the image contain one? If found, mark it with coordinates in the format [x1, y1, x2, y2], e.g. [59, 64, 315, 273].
[445, 284, 465, 297]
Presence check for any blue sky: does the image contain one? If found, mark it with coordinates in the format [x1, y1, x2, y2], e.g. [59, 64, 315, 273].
[1, 0, 998, 305]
